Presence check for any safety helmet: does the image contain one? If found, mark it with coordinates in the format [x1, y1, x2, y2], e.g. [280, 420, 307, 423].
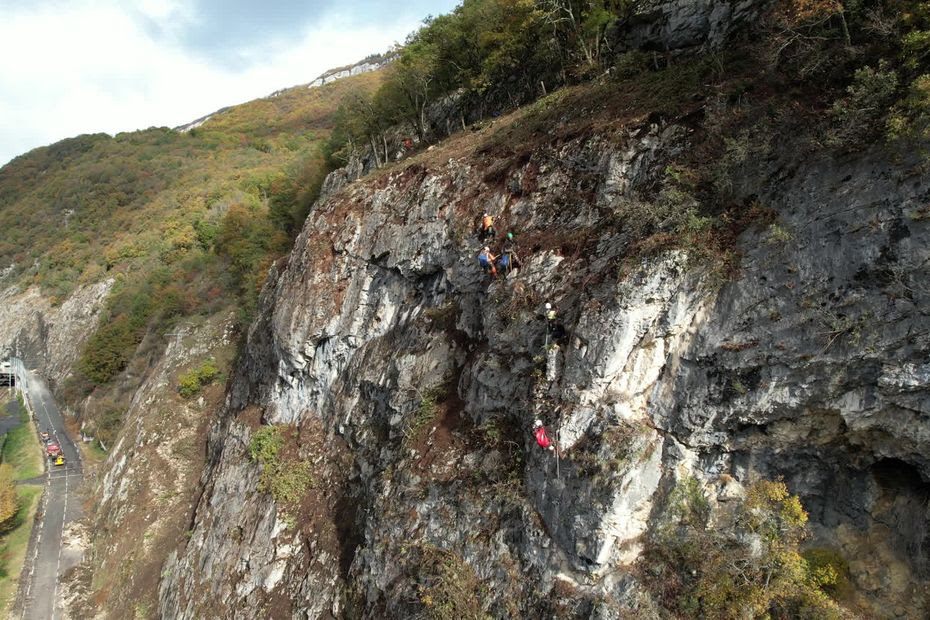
[507, 232, 513, 240]
[483, 212, 489, 216]
[483, 246, 489, 251]
[544, 302, 551, 310]
[534, 419, 543, 427]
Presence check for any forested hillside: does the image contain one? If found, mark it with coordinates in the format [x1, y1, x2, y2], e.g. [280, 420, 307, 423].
[2, 0, 930, 617]
[0, 72, 381, 442]
[328, 0, 930, 163]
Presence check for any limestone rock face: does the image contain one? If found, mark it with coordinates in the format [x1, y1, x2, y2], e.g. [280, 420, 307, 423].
[623, 0, 767, 51]
[308, 60, 389, 89]
[0, 279, 113, 385]
[156, 99, 930, 618]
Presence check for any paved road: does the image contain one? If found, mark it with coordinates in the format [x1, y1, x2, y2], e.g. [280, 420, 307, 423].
[13, 358, 83, 620]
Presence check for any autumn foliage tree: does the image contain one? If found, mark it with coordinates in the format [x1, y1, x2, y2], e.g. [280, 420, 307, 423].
[327, 0, 635, 160]
[644, 479, 844, 619]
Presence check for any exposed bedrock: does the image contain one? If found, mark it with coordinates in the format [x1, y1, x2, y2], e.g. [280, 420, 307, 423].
[159, 118, 930, 618]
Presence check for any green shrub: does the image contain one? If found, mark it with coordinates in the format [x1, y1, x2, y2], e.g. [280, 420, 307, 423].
[888, 73, 930, 142]
[265, 462, 314, 505]
[667, 475, 711, 528]
[416, 545, 491, 620]
[403, 381, 452, 448]
[79, 269, 202, 386]
[214, 203, 289, 323]
[78, 315, 138, 385]
[177, 358, 220, 398]
[803, 547, 852, 599]
[645, 479, 845, 620]
[249, 426, 284, 464]
[829, 62, 900, 146]
[248, 425, 313, 514]
[96, 406, 125, 448]
[612, 50, 652, 79]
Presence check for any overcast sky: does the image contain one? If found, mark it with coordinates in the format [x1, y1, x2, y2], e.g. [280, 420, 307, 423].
[0, 0, 459, 167]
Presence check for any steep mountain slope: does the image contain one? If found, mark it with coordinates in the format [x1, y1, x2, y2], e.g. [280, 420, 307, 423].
[3, 0, 930, 618]
[156, 39, 930, 620]
[0, 70, 382, 416]
[0, 70, 383, 618]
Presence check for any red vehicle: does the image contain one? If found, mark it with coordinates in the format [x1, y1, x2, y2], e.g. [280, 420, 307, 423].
[46, 442, 61, 458]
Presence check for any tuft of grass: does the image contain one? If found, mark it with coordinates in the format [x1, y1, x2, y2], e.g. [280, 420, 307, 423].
[569, 422, 652, 486]
[403, 381, 453, 450]
[79, 439, 109, 466]
[423, 303, 458, 331]
[248, 425, 314, 516]
[416, 544, 491, 620]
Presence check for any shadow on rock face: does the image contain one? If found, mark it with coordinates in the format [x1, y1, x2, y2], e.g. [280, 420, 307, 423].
[869, 458, 930, 577]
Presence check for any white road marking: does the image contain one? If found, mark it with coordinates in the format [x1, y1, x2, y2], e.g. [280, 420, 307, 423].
[52, 468, 68, 620]
[13, 360, 82, 620]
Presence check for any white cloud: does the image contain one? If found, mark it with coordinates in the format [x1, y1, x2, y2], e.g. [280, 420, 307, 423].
[0, 1, 451, 166]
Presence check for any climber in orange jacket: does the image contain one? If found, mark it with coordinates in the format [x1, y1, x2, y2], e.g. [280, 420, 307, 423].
[533, 419, 555, 451]
[479, 212, 496, 241]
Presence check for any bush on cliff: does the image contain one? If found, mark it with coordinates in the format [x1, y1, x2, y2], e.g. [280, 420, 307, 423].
[177, 359, 220, 398]
[415, 544, 491, 620]
[643, 478, 845, 619]
[248, 425, 314, 514]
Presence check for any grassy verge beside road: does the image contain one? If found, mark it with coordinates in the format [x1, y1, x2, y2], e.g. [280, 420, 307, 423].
[0, 485, 42, 614]
[0, 397, 45, 615]
[2, 398, 43, 480]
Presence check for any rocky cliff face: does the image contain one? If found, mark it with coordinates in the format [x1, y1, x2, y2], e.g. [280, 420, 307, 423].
[155, 94, 930, 618]
[62, 311, 238, 618]
[307, 57, 391, 90]
[0, 280, 113, 385]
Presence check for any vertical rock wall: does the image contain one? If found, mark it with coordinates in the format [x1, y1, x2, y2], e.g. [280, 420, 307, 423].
[158, 110, 930, 618]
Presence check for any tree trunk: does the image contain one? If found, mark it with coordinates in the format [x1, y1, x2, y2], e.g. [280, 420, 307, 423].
[369, 137, 381, 168]
[838, 11, 851, 46]
[419, 101, 428, 143]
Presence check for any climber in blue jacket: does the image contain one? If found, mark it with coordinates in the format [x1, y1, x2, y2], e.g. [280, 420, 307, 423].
[499, 231, 520, 273]
[478, 246, 497, 278]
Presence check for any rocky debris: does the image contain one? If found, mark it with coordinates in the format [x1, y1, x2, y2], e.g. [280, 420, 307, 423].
[61, 312, 238, 618]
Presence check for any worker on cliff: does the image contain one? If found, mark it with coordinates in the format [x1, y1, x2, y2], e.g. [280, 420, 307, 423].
[499, 231, 521, 273]
[478, 246, 498, 278]
[533, 419, 555, 451]
[544, 302, 557, 327]
[542, 302, 566, 345]
[479, 212, 496, 241]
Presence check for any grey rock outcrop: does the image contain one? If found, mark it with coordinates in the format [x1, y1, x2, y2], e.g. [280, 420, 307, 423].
[623, 0, 769, 51]
[157, 98, 930, 619]
[308, 57, 392, 89]
[0, 279, 113, 385]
